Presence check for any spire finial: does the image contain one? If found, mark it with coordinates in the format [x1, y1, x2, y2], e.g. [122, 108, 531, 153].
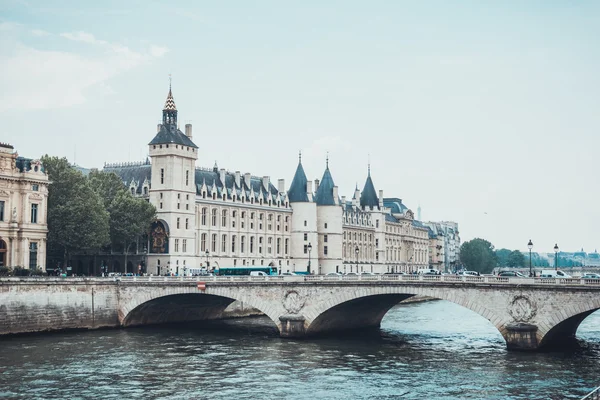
[169, 73, 172, 91]
[326, 151, 329, 168]
[299, 150, 302, 164]
[368, 153, 371, 176]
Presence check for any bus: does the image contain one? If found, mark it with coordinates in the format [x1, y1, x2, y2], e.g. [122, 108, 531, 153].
[214, 266, 278, 276]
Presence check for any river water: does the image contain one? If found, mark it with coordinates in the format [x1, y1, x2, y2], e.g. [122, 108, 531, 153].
[1, 300, 599, 400]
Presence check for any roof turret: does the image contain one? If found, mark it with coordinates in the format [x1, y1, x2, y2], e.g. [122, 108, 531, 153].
[287, 151, 309, 202]
[149, 82, 198, 148]
[360, 164, 379, 209]
[314, 157, 336, 205]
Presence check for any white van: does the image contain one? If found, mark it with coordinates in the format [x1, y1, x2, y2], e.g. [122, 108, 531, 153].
[250, 271, 267, 276]
[540, 270, 572, 278]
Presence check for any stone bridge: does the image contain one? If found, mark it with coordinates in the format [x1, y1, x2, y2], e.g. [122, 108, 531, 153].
[1, 274, 600, 351]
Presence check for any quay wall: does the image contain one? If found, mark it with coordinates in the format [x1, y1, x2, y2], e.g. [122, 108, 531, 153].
[0, 280, 120, 335]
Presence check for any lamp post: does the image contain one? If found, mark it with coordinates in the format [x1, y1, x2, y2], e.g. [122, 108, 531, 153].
[307, 242, 312, 274]
[183, 266, 188, 277]
[355, 246, 359, 273]
[205, 250, 210, 272]
[554, 243, 559, 271]
[528, 240, 533, 277]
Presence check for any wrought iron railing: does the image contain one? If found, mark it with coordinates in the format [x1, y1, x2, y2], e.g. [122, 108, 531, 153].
[582, 386, 600, 400]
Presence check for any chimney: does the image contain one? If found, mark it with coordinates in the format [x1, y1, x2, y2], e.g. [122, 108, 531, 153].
[235, 171, 241, 187]
[157, 124, 161, 133]
[244, 173, 251, 188]
[278, 179, 285, 193]
[185, 124, 192, 139]
[220, 168, 226, 185]
[379, 190, 384, 207]
[262, 176, 270, 191]
[307, 180, 313, 195]
[314, 179, 320, 193]
[333, 186, 339, 204]
[341, 195, 347, 205]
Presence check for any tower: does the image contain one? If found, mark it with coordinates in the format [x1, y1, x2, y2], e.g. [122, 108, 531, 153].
[147, 83, 199, 275]
[314, 156, 343, 274]
[288, 152, 319, 274]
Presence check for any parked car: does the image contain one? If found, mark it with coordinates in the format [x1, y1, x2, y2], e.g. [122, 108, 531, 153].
[326, 272, 342, 276]
[458, 270, 480, 277]
[360, 272, 375, 276]
[281, 272, 297, 276]
[498, 271, 526, 277]
[540, 270, 572, 278]
[344, 272, 359, 276]
[582, 273, 600, 279]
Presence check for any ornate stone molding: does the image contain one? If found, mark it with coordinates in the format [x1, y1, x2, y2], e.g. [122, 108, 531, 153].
[283, 290, 306, 314]
[508, 295, 537, 323]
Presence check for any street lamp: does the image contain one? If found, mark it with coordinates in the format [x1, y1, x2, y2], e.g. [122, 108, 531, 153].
[355, 246, 359, 273]
[554, 243, 559, 271]
[528, 240, 533, 277]
[183, 266, 188, 277]
[307, 242, 312, 274]
[205, 250, 210, 272]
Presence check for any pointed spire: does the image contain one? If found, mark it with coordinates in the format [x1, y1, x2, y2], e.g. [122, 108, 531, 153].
[161, 76, 178, 126]
[213, 160, 218, 172]
[299, 150, 302, 164]
[326, 151, 329, 169]
[288, 156, 309, 203]
[315, 158, 336, 205]
[360, 164, 379, 209]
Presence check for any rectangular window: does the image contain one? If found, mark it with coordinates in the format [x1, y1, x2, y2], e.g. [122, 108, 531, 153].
[177, 203, 180, 209]
[221, 210, 227, 227]
[376, 220, 379, 228]
[202, 208, 207, 225]
[31, 204, 38, 223]
[211, 234, 217, 252]
[160, 193, 163, 199]
[185, 218, 189, 229]
[212, 209, 217, 226]
[250, 237, 254, 253]
[285, 239, 289, 255]
[304, 220, 307, 227]
[0, 200, 4, 221]
[161, 168, 164, 184]
[201, 233, 206, 251]
[174, 239, 180, 252]
[183, 239, 187, 253]
[324, 246, 328, 255]
[324, 223, 328, 229]
[186, 170, 189, 186]
[160, 202, 163, 209]
[304, 245, 307, 254]
[277, 238, 281, 254]
[324, 234, 328, 243]
[186, 204, 189, 210]
[304, 233, 308, 241]
[177, 193, 181, 200]
[241, 236, 245, 253]
[32, 184, 39, 191]
[232, 235, 236, 252]
[177, 218, 180, 229]
[29, 242, 38, 269]
[376, 239, 379, 247]
[221, 234, 227, 252]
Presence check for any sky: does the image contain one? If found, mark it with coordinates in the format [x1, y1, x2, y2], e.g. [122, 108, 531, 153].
[1, 0, 599, 253]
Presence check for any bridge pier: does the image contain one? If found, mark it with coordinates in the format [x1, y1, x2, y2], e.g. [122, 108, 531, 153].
[279, 315, 306, 338]
[504, 323, 539, 351]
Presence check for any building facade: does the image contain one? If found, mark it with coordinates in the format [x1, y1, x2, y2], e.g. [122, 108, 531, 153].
[0, 143, 48, 270]
[105, 87, 449, 275]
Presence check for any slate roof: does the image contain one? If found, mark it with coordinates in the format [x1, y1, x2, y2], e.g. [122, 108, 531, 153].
[195, 168, 284, 203]
[287, 161, 309, 202]
[360, 169, 379, 209]
[163, 88, 177, 111]
[148, 124, 198, 148]
[103, 162, 151, 195]
[383, 198, 408, 215]
[314, 166, 336, 205]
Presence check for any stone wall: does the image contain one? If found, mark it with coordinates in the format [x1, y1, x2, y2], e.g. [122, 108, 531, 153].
[0, 279, 119, 335]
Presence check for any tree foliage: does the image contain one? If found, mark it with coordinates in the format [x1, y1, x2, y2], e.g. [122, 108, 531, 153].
[495, 248, 511, 267]
[459, 238, 497, 274]
[42, 156, 110, 266]
[507, 250, 526, 268]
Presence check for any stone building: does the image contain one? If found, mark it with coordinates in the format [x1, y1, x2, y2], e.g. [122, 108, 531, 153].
[101, 86, 442, 275]
[423, 221, 461, 271]
[0, 143, 48, 270]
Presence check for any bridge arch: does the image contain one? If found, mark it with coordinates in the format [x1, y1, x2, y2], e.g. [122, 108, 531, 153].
[537, 298, 600, 348]
[304, 286, 503, 338]
[119, 285, 282, 329]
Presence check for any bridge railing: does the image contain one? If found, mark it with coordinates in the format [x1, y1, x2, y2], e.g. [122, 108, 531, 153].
[3, 275, 600, 287]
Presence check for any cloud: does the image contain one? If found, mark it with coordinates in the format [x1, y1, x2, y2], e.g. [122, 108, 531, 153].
[30, 29, 50, 37]
[0, 28, 169, 112]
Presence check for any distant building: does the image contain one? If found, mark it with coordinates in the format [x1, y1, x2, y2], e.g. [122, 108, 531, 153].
[0, 143, 48, 269]
[423, 221, 461, 271]
[89, 85, 448, 275]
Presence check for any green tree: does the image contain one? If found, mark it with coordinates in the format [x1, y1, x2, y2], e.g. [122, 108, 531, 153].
[42, 156, 110, 270]
[507, 250, 526, 268]
[459, 238, 497, 274]
[107, 190, 156, 273]
[88, 170, 128, 208]
[495, 248, 511, 267]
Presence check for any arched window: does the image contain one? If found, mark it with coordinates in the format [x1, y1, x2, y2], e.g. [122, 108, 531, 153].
[211, 209, 217, 226]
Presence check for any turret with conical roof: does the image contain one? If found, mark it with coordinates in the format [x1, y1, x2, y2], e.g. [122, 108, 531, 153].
[360, 164, 379, 209]
[149, 83, 198, 149]
[287, 152, 309, 203]
[314, 157, 337, 206]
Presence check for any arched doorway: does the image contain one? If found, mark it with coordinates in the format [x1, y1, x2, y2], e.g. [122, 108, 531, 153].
[0, 239, 6, 267]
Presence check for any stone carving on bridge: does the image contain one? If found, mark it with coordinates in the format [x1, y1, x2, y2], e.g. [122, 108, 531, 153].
[283, 290, 306, 314]
[508, 295, 537, 323]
